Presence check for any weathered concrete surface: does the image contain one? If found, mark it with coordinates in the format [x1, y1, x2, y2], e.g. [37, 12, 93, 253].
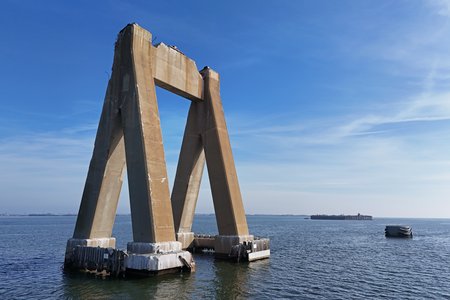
[66, 238, 116, 249]
[214, 235, 254, 255]
[248, 250, 271, 262]
[119, 24, 175, 243]
[125, 251, 194, 274]
[64, 238, 121, 275]
[64, 244, 194, 276]
[201, 67, 250, 236]
[192, 234, 216, 250]
[172, 67, 250, 243]
[72, 79, 126, 239]
[66, 23, 269, 277]
[65, 246, 126, 276]
[171, 101, 206, 237]
[152, 43, 203, 102]
[125, 241, 194, 273]
[187, 235, 270, 262]
[127, 241, 182, 254]
[67, 23, 202, 276]
[72, 24, 207, 245]
[176, 232, 195, 249]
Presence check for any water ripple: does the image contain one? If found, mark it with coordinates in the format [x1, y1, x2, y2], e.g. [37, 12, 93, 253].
[1, 216, 450, 299]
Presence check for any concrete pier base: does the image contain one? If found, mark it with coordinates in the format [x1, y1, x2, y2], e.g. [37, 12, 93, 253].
[185, 234, 270, 262]
[64, 241, 195, 276]
[66, 237, 116, 249]
[214, 235, 270, 261]
[64, 238, 116, 262]
[176, 232, 195, 249]
[126, 241, 195, 274]
[214, 235, 254, 255]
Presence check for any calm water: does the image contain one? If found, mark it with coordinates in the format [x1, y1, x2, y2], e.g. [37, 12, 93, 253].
[1, 215, 450, 299]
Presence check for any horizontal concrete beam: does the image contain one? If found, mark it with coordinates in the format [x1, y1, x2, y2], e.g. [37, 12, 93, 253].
[152, 43, 203, 102]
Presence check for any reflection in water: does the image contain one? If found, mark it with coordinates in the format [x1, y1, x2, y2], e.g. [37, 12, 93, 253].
[213, 260, 249, 299]
[213, 256, 270, 299]
[61, 254, 270, 299]
[62, 268, 196, 299]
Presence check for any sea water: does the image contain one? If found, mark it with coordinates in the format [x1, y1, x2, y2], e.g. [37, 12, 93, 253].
[1, 215, 450, 299]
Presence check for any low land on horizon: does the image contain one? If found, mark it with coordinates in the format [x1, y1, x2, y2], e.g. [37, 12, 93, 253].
[1, 213, 449, 219]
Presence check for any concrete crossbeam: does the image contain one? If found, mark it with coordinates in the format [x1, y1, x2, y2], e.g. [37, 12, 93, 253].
[152, 43, 203, 102]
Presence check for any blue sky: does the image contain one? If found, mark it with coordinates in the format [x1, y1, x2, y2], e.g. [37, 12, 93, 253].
[1, 0, 450, 217]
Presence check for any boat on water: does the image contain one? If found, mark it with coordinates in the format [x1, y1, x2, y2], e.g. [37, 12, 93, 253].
[310, 213, 372, 220]
[385, 225, 413, 238]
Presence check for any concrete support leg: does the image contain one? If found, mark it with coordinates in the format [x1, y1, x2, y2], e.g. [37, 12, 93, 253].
[115, 24, 192, 273]
[201, 67, 249, 238]
[200, 67, 254, 257]
[71, 50, 126, 242]
[171, 101, 206, 249]
[65, 26, 127, 270]
[171, 67, 270, 260]
[118, 24, 176, 244]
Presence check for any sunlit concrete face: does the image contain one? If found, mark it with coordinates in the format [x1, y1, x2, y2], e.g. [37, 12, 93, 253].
[73, 24, 182, 244]
[67, 23, 264, 270]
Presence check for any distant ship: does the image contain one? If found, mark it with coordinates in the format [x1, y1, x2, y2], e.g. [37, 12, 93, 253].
[310, 213, 372, 220]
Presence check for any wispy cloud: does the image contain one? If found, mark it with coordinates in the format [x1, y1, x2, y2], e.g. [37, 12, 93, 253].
[426, 0, 450, 16]
[0, 131, 92, 213]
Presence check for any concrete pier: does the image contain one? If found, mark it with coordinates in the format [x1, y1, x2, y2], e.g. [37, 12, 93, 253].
[65, 23, 269, 277]
[189, 235, 270, 262]
[171, 68, 269, 260]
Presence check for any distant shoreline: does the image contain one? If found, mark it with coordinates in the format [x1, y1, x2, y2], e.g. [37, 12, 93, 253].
[0, 213, 449, 219]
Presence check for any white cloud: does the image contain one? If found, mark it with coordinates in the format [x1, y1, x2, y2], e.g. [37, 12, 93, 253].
[426, 0, 450, 16]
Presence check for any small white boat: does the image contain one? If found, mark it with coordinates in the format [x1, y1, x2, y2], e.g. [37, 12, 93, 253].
[385, 225, 413, 238]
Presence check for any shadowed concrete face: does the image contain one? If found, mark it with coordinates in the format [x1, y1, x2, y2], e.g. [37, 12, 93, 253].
[73, 57, 126, 240]
[171, 68, 250, 239]
[171, 102, 206, 234]
[73, 24, 188, 243]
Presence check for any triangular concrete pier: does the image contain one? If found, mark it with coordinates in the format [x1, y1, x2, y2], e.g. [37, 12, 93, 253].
[64, 24, 269, 277]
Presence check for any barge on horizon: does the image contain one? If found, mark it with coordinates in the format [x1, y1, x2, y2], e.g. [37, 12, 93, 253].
[310, 213, 372, 220]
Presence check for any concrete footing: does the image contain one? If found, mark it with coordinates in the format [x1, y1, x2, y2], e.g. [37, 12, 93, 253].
[214, 235, 254, 255]
[64, 235, 269, 277]
[126, 241, 195, 274]
[64, 240, 195, 276]
[176, 232, 195, 249]
[66, 237, 116, 249]
[214, 235, 270, 262]
[184, 234, 270, 262]
[65, 238, 116, 262]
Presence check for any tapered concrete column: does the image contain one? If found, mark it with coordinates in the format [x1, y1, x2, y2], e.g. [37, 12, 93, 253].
[171, 102, 206, 248]
[200, 67, 250, 237]
[68, 28, 129, 258]
[72, 62, 126, 241]
[118, 24, 176, 243]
